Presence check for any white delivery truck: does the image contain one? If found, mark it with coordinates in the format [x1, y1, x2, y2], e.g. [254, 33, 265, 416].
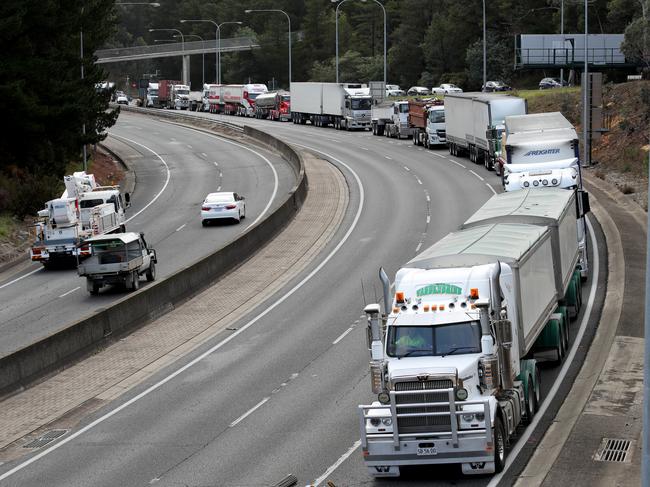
[445, 93, 527, 171]
[30, 172, 130, 268]
[171, 84, 191, 110]
[358, 219, 581, 478]
[146, 82, 159, 108]
[290, 82, 372, 130]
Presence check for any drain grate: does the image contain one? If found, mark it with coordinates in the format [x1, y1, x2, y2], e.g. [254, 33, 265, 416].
[23, 429, 69, 449]
[594, 438, 633, 463]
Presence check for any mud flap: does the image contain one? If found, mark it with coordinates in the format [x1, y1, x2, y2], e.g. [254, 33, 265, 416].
[462, 461, 496, 475]
[368, 465, 400, 477]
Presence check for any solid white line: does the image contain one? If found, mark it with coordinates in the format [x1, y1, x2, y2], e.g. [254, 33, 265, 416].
[487, 217, 600, 487]
[108, 134, 171, 225]
[469, 169, 485, 181]
[449, 159, 466, 168]
[58, 287, 80, 298]
[229, 397, 270, 427]
[332, 327, 354, 345]
[0, 268, 41, 290]
[175, 224, 186, 232]
[403, 166, 410, 171]
[311, 440, 362, 487]
[0, 142, 365, 482]
[485, 183, 498, 195]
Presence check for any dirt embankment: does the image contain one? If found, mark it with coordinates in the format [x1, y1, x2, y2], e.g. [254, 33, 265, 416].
[526, 81, 650, 209]
[0, 147, 126, 267]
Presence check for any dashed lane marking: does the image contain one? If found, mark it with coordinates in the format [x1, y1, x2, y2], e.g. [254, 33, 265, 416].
[59, 287, 80, 298]
[469, 169, 485, 181]
[333, 327, 354, 345]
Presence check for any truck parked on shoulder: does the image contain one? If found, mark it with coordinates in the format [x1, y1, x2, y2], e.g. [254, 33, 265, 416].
[290, 82, 372, 130]
[30, 172, 130, 268]
[445, 93, 527, 171]
[254, 90, 291, 121]
[371, 100, 411, 138]
[409, 99, 446, 148]
[78, 232, 156, 294]
[358, 209, 582, 477]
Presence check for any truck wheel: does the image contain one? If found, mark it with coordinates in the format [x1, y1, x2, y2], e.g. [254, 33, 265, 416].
[132, 272, 140, 291]
[87, 279, 99, 295]
[146, 261, 156, 282]
[552, 322, 565, 365]
[493, 416, 506, 473]
[524, 373, 537, 424]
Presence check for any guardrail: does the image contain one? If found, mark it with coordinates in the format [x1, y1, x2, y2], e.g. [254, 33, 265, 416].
[0, 110, 307, 397]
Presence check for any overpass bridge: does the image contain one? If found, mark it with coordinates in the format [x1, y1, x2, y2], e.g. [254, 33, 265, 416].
[95, 37, 259, 84]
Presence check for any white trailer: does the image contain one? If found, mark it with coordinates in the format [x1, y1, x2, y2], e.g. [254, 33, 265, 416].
[503, 128, 579, 174]
[358, 220, 581, 478]
[290, 82, 372, 130]
[445, 93, 527, 171]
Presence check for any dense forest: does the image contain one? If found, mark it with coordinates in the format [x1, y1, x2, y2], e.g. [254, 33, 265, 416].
[107, 0, 646, 92]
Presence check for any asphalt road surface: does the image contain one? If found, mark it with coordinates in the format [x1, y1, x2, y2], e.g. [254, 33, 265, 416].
[0, 112, 294, 358]
[0, 111, 604, 487]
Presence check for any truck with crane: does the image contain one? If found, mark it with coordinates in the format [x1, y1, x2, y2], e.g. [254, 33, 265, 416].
[358, 189, 583, 478]
[409, 98, 446, 148]
[290, 82, 372, 130]
[445, 93, 527, 171]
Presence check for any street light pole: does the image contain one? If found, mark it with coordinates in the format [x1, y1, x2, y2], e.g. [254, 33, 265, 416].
[560, 0, 565, 84]
[176, 34, 205, 86]
[149, 28, 186, 82]
[483, 0, 487, 91]
[582, 0, 589, 167]
[332, 0, 386, 88]
[245, 9, 292, 86]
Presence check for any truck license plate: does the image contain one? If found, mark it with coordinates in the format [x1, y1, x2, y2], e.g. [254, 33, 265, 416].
[417, 447, 437, 456]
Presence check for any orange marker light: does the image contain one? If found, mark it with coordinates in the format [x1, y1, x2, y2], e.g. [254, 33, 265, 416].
[439, 305, 445, 311]
[423, 305, 430, 312]
[431, 305, 438, 311]
[395, 291, 405, 303]
[470, 288, 479, 299]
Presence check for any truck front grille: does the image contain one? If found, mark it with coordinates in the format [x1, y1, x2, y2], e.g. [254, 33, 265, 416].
[394, 380, 453, 434]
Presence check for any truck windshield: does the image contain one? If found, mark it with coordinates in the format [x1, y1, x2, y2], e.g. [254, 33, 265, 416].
[398, 104, 409, 114]
[176, 89, 189, 95]
[148, 90, 158, 96]
[386, 321, 481, 358]
[429, 110, 445, 123]
[249, 93, 261, 100]
[281, 95, 290, 102]
[351, 98, 372, 110]
[80, 199, 104, 209]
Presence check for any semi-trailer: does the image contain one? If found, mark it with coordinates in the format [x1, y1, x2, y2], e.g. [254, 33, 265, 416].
[290, 82, 372, 130]
[220, 83, 268, 116]
[358, 208, 582, 477]
[409, 99, 446, 148]
[445, 93, 527, 171]
[254, 90, 291, 121]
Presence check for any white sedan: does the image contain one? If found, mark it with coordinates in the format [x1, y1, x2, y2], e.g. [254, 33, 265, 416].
[201, 192, 246, 225]
[430, 83, 463, 94]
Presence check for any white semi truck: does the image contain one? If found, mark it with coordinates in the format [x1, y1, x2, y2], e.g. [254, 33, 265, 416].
[30, 172, 130, 268]
[445, 93, 527, 171]
[371, 100, 412, 138]
[409, 99, 446, 148]
[290, 82, 372, 130]
[171, 84, 191, 110]
[358, 215, 582, 477]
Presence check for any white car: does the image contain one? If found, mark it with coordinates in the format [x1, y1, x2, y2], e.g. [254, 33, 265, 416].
[407, 86, 430, 96]
[431, 83, 463, 94]
[116, 93, 129, 105]
[386, 84, 405, 97]
[201, 192, 246, 225]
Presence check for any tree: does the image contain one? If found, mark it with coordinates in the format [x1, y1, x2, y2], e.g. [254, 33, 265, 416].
[465, 33, 514, 89]
[621, 16, 650, 75]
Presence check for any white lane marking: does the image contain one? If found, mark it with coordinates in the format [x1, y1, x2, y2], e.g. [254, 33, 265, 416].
[187, 144, 193, 149]
[432, 152, 446, 158]
[416, 242, 423, 252]
[311, 440, 362, 487]
[361, 147, 369, 151]
[485, 183, 497, 195]
[216, 186, 221, 191]
[418, 148, 423, 151]
[403, 166, 410, 171]
[469, 169, 485, 181]
[0, 142, 365, 482]
[449, 159, 466, 168]
[213, 161, 219, 166]
[58, 287, 80, 298]
[201, 152, 208, 158]
[416, 178, 423, 185]
[170, 137, 176, 141]
[487, 218, 600, 487]
[175, 224, 186, 232]
[0, 268, 41, 290]
[332, 327, 354, 345]
[108, 134, 171, 225]
[426, 215, 431, 224]
[426, 195, 431, 202]
[229, 397, 270, 427]
[168, 124, 279, 228]
[385, 156, 392, 160]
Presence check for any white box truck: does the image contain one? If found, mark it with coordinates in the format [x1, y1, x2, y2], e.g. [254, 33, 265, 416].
[445, 93, 527, 171]
[290, 82, 372, 130]
[358, 219, 580, 478]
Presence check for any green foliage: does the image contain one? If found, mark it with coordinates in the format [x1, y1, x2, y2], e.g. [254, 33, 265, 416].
[622, 17, 650, 70]
[465, 33, 514, 90]
[0, 0, 118, 211]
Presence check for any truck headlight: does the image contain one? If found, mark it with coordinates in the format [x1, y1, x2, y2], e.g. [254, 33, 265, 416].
[370, 418, 381, 427]
[382, 418, 392, 426]
[523, 181, 530, 188]
[462, 413, 475, 422]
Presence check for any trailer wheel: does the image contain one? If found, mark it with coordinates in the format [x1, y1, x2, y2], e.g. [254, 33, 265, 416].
[524, 372, 537, 424]
[377, 125, 384, 136]
[552, 320, 565, 365]
[146, 261, 156, 282]
[493, 416, 506, 473]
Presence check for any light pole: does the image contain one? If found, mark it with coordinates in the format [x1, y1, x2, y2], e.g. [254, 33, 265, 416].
[332, 0, 386, 88]
[114, 2, 160, 6]
[582, 0, 589, 167]
[560, 0, 565, 84]
[149, 28, 186, 83]
[181, 19, 242, 85]
[482, 0, 487, 91]
[176, 34, 205, 86]
[245, 9, 292, 87]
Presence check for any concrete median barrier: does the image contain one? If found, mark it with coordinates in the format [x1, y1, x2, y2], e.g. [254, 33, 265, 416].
[0, 117, 307, 397]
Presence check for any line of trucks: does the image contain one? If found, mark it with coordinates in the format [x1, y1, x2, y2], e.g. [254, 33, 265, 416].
[355, 104, 591, 477]
[30, 172, 157, 294]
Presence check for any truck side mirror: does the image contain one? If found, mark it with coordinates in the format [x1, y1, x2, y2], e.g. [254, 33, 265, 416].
[486, 128, 498, 140]
[579, 190, 590, 216]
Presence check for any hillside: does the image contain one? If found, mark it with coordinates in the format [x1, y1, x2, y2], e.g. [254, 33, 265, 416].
[519, 81, 650, 209]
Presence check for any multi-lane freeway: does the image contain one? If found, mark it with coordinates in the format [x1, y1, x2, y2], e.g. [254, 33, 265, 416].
[0, 112, 294, 358]
[0, 110, 603, 487]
